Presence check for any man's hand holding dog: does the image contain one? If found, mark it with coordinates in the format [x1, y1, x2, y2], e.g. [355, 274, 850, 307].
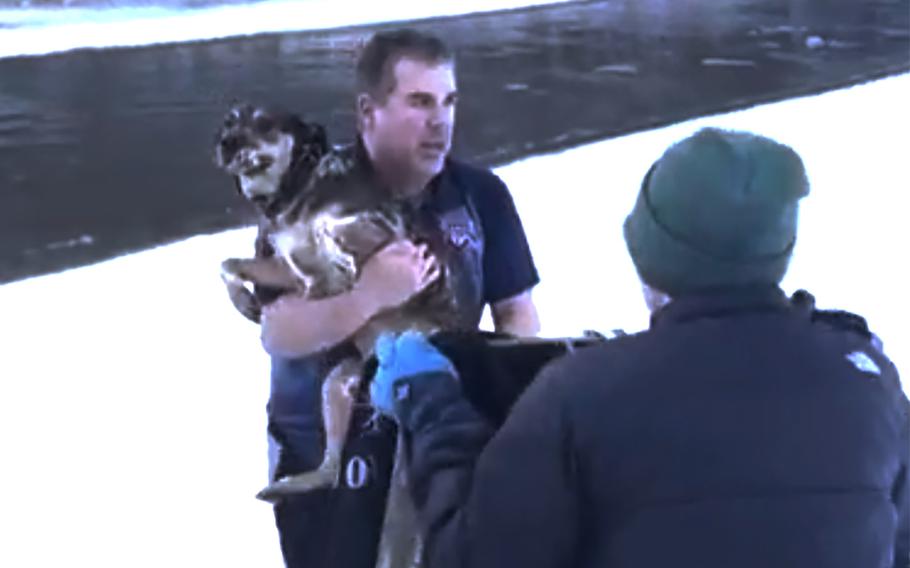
[260, 239, 440, 358]
[354, 239, 440, 316]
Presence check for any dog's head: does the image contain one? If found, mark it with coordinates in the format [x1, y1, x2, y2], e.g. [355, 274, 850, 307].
[214, 104, 328, 209]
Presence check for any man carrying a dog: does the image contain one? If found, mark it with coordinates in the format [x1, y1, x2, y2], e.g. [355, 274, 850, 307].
[369, 128, 910, 567]
[256, 29, 541, 568]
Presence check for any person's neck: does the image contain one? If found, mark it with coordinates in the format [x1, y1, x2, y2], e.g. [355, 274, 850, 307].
[361, 136, 432, 198]
[385, 170, 430, 198]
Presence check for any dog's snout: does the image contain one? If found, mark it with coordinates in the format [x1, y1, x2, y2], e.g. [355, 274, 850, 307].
[219, 134, 244, 158]
[220, 134, 239, 148]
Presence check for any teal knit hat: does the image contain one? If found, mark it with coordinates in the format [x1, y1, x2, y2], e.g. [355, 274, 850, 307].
[623, 128, 810, 296]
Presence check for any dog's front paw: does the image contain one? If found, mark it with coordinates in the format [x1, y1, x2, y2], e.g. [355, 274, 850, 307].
[220, 260, 263, 322]
[221, 258, 249, 282]
[226, 283, 262, 323]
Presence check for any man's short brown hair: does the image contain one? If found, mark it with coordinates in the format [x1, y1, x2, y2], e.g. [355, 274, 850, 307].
[356, 29, 454, 102]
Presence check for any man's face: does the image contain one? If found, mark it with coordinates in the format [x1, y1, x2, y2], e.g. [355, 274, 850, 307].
[360, 57, 457, 186]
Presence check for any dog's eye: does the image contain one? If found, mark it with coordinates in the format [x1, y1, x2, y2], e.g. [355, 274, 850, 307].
[225, 110, 246, 128]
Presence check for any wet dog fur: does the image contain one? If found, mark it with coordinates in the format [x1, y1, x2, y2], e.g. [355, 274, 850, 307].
[213, 103, 460, 505]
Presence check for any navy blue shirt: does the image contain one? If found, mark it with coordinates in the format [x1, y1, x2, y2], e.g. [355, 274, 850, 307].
[268, 154, 538, 465]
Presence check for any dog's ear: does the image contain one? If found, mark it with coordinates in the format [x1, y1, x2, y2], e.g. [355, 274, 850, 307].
[292, 120, 329, 164]
[213, 103, 252, 168]
[308, 122, 329, 155]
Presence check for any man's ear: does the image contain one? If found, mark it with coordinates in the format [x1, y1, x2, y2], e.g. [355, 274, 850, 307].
[357, 93, 374, 130]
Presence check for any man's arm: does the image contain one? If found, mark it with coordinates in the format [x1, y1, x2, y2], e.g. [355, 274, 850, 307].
[260, 241, 439, 358]
[260, 284, 379, 358]
[491, 289, 540, 336]
[895, 414, 908, 567]
[467, 169, 541, 334]
[398, 362, 578, 568]
[892, 368, 908, 566]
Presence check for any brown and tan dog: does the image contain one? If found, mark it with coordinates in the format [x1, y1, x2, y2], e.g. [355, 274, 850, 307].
[213, 104, 461, 506]
[213, 103, 329, 323]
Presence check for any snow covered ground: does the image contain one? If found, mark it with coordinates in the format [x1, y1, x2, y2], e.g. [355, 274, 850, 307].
[0, 73, 906, 567]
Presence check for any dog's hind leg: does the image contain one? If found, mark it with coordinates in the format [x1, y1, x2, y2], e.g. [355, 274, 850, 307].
[256, 357, 362, 502]
[375, 430, 424, 568]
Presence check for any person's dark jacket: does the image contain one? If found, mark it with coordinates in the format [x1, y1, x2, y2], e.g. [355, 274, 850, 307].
[397, 286, 910, 568]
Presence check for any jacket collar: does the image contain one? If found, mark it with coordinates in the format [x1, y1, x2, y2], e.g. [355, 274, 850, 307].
[650, 285, 791, 329]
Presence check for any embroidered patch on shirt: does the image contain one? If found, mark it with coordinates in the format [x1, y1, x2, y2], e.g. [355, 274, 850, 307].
[846, 351, 882, 376]
[446, 223, 476, 249]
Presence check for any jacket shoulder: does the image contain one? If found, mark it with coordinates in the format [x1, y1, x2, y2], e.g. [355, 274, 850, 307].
[790, 290, 884, 352]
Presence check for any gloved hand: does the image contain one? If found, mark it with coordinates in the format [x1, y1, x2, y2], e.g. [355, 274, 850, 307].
[370, 330, 456, 418]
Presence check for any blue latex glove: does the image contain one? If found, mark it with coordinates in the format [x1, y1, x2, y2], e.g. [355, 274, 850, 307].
[370, 330, 456, 417]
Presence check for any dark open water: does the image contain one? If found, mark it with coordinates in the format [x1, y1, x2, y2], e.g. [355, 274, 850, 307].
[0, 0, 907, 283]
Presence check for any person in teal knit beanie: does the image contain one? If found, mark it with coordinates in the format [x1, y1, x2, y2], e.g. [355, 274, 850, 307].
[369, 128, 908, 568]
[623, 127, 810, 306]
